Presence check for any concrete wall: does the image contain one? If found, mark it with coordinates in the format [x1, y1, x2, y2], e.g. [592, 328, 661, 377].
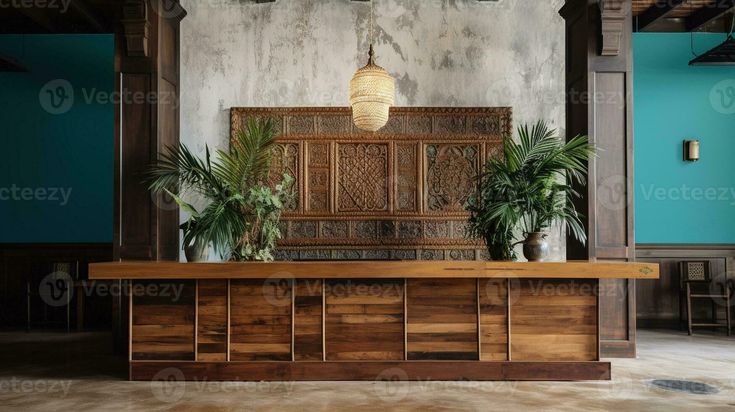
[179, 0, 567, 259]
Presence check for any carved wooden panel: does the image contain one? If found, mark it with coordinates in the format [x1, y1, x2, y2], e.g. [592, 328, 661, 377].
[337, 143, 389, 212]
[231, 107, 511, 260]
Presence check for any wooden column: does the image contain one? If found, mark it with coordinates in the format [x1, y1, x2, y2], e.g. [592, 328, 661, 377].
[560, 0, 636, 357]
[114, 0, 185, 262]
[112, 0, 186, 353]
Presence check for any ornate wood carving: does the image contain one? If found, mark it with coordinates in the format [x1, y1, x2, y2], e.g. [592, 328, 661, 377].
[121, 0, 150, 57]
[337, 143, 389, 212]
[600, 0, 625, 56]
[230, 107, 511, 260]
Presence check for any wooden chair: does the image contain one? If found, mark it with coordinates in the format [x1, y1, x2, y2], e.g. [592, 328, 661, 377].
[680, 261, 731, 336]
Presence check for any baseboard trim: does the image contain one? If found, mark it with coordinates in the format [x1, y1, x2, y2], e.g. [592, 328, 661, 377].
[130, 361, 611, 381]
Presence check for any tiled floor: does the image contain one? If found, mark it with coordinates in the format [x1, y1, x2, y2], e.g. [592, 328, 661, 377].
[0, 329, 733, 411]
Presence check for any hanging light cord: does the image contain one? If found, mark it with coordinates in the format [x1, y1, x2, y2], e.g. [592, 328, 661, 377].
[729, 12, 735, 38]
[370, 0, 374, 45]
[366, 0, 375, 65]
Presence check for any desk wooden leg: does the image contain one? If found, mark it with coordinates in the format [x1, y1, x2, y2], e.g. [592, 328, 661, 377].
[727, 285, 731, 337]
[76, 285, 84, 332]
[687, 283, 692, 336]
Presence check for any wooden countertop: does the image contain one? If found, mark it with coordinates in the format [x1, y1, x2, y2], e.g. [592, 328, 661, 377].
[89, 260, 659, 280]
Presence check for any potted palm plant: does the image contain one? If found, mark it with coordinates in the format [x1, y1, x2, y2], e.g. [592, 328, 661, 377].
[147, 117, 293, 262]
[465, 121, 594, 261]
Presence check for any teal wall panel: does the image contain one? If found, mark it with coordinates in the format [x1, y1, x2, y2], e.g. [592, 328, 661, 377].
[634, 33, 735, 244]
[0, 35, 114, 243]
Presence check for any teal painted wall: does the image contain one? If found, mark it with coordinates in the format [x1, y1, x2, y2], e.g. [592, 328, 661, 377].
[0, 35, 114, 243]
[634, 33, 735, 244]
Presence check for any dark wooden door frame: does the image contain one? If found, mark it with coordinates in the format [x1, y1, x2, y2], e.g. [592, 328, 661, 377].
[113, 0, 185, 262]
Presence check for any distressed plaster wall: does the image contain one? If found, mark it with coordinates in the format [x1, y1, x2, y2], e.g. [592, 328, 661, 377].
[179, 0, 567, 260]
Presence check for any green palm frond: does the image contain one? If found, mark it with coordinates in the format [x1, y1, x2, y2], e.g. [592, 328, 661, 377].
[465, 120, 595, 260]
[147, 117, 291, 261]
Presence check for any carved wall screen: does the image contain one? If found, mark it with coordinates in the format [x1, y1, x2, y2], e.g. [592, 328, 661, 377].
[230, 107, 511, 261]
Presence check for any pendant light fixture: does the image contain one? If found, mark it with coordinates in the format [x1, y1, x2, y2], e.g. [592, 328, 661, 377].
[349, 0, 395, 132]
[689, 14, 735, 66]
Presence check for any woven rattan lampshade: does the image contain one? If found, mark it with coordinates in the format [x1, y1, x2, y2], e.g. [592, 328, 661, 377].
[350, 45, 395, 132]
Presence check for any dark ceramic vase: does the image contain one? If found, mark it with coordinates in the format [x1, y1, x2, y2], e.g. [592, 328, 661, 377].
[184, 240, 209, 262]
[522, 232, 549, 262]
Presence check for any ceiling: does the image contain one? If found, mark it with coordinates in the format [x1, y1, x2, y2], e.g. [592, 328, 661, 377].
[0, 0, 122, 34]
[632, 0, 735, 32]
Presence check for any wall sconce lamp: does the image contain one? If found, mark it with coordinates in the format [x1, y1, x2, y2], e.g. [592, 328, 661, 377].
[684, 140, 700, 162]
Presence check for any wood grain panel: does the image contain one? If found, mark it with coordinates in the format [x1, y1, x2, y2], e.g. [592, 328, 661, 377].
[131, 281, 195, 360]
[90, 261, 660, 280]
[230, 279, 292, 361]
[294, 279, 323, 361]
[197, 280, 228, 361]
[325, 280, 404, 360]
[510, 279, 598, 361]
[407, 279, 478, 360]
[479, 279, 508, 361]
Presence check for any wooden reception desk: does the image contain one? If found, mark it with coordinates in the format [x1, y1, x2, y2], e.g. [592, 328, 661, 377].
[90, 260, 658, 381]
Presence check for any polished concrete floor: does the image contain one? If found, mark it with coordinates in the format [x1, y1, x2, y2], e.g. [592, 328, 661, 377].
[0, 329, 733, 411]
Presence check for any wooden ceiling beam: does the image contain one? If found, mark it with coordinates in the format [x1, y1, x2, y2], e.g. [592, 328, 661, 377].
[635, 0, 688, 32]
[687, 0, 735, 32]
